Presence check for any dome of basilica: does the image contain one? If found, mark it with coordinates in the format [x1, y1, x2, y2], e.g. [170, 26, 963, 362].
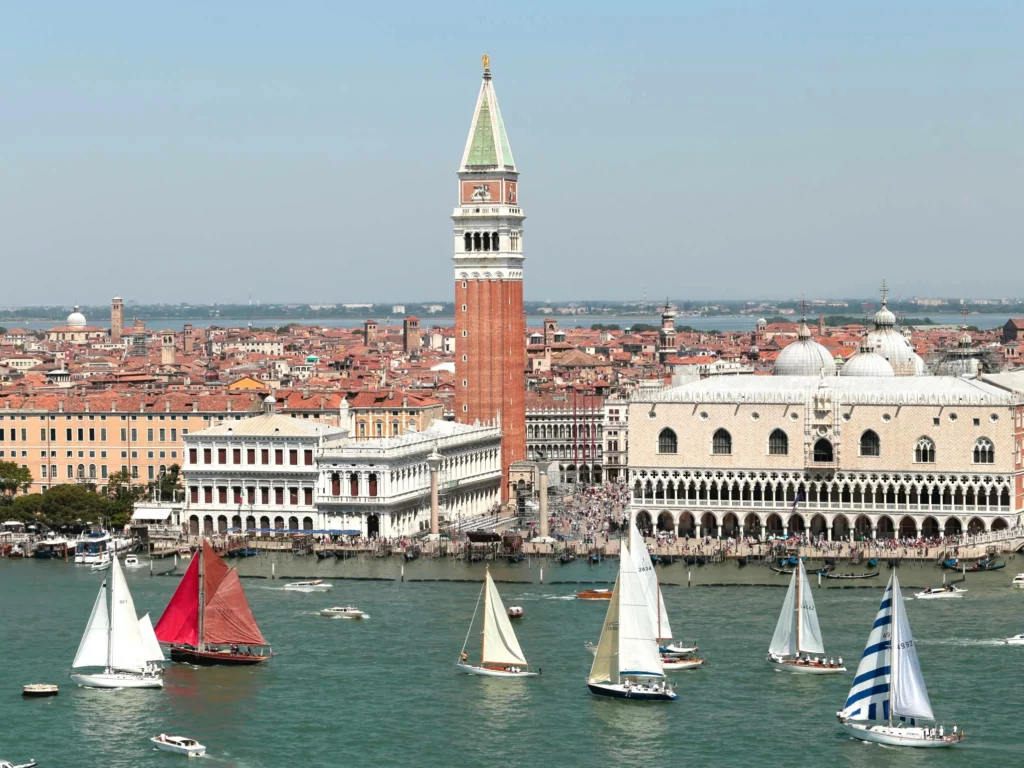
[66, 305, 87, 328]
[773, 321, 836, 376]
[841, 339, 894, 377]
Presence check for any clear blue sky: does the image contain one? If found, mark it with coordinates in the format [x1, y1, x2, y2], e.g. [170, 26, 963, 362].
[2, 2, 1022, 305]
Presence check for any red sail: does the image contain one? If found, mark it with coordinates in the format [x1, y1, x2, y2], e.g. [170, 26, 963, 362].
[202, 540, 230, 607]
[154, 554, 200, 646]
[201, 569, 268, 647]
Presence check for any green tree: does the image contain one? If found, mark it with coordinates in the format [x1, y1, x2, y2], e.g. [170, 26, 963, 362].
[153, 463, 182, 502]
[8, 493, 43, 521]
[39, 484, 110, 527]
[106, 470, 148, 527]
[0, 460, 32, 498]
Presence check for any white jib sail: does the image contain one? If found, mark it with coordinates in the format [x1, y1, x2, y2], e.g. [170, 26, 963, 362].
[72, 580, 110, 669]
[617, 539, 664, 679]
[629, 522, 673, 641]
[768, 570, 798, 658]
[108, 556, 150, 672]
[890, 574, 934, 721]
[137, 613, 166, 663]
[840, 576, 894, 722]
[481, 572, 527, 667]
[797, 561, 825, 655]
[588, 576, 620, 683]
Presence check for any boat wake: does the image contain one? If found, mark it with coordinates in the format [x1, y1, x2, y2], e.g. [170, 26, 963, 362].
[544, 595, 578, 601]
[916, 637, 1006, 647]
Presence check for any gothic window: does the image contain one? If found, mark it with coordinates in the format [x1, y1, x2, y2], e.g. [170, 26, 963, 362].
[712, 429, 732, 455]
[768, 429, 788, 456]
[974, 437, 995, 464]
[860, 430, 880, 457]
[657, 428, 677, 454]
[492, 232, 499, 250]
[464, 233, 472, 252]
[474, 232, 481, 251]
[813, 438, 834, 462]
[914, 437, 936, 463]
[482, 232, 490, 251]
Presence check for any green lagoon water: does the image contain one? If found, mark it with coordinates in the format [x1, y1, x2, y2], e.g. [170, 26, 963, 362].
[1, 556, 1022, 767]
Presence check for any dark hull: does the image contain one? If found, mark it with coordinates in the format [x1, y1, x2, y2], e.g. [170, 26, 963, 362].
[587, 683, 676, 701]
[170, 647, 269, 666]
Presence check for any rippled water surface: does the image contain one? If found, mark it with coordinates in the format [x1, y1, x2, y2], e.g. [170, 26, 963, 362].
[1, 557, 1022, 766]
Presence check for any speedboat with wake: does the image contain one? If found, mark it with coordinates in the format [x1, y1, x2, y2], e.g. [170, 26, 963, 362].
[456, 569, 538, 678]
[1004, 633, 1024, 646]
[320, 606, 368, 619]
[837, 572, 963, 748]
[766, 559, 845, 674]
[283, 580, 331, 592]
[1012, 573, 1024, 589]
[915, 584, 966, 599]
[151, 734, 206, 756]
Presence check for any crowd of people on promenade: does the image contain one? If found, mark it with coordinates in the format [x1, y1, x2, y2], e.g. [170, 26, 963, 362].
[548, 481, 632, 543]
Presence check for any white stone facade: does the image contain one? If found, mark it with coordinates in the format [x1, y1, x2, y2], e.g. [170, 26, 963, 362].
[628, 376, 1024, 539]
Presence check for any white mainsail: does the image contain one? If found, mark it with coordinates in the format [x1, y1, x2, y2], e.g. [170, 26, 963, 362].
[890, 574, 934, 721]
[617, 539, 664, 678]
[797, 561, 825, 655]
[768, 570, 798, 658]
[72, 580, 110, 669]
[108, 556, 150, 672]
[587, 576, 620, 684]
[841, 577, 894, 722]
[137, 613, 166, 664]
[481, 571, 528, 667]
[629, 522, 673, 641]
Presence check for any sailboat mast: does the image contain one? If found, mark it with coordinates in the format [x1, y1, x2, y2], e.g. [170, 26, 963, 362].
[105, 580, 113, 672]
[888, 574, 896, 727]
[480, 571, 489, 664]
[197, 542, 205, 653]
[656, 577, 662, 642]
[795, 563, 802, 654]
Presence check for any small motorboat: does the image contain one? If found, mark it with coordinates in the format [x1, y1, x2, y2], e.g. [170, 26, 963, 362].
[319, 606, 368, 619]
[21, 684, 58, 698]
[0, 759, 37, 768]
[1012, 573, 1024, 589]
[1004, 633, 1024, 646]
[939, 558, 959, 570]
[507, 605, 524, 619]
[866, 557, 879, 568]
[589, 553, 601, 564]
[123, 555, 143, 569]
[283, 580, 331, 592]
[177, 547, 192, 559]
[150, 734, 206, 757]
[90, 555, 111, 572]
[576, 589, 612, 600]
[662, 655, 707, 671]
[915, 585, 967, 599]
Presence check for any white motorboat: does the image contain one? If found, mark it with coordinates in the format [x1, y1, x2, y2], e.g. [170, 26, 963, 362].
[319, 606, 368, 619]
[1011, 573, 1024, 589]
[838, 573, 963, 748]
[915, 585, 967, 599]
[151, 734, 206, 757]
[1004, 633, 1024, 646]
[123, 555, 143, 569]
[90, 555, 112, 572]
[586, 523, 676, 701]
[283, 580, 331, 592]
[0, 759, 37, 768]
[69, 557, 165, 689]
[75, 531, 112, 564]
[766, 559, 846, 675]
[456, 569, 539, 678]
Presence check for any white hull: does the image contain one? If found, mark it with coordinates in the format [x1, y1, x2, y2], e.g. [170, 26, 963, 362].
[320, 608, 368, 619]
[90, 560, 111, 572]
[70, 671, 163, 689]
[915, 589, 966, 599]
[284, 584, 331, 592]
[151, 736, 206, 756]
[768, 657, 846, 675]
[662, 658, 705, 671]
[661, 643, 699, 656]
[1004, 635, 1024, 645]
[842, 722, 959, 748]
[456, 662, 537, 678]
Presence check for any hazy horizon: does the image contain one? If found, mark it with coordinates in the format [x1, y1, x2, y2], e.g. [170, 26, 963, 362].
[4, 3, 1022, 305]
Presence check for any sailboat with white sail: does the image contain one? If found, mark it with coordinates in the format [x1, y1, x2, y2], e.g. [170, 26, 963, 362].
[456, 569, 538, 678]
[70, 556, 164, 689]
[837, 573, 964, 747]
[628, 523, 704, 670]
[767, 559, 845, 674]
[587, 538, 677, 700]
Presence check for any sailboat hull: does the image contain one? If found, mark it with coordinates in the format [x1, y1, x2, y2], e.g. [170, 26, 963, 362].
[169, 647, 269, 666]
[767, 657, 846, 675]
[587, 681, 677, 701]
[70, 672, 163, 689]
[456, 662, 537, 678]
[842, 722, 960, 748]
[662, 657, 706, 671]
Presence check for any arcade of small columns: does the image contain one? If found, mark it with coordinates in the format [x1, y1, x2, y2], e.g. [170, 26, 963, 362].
[630, 467, 1016, 540]
[525, 415, 603, 484]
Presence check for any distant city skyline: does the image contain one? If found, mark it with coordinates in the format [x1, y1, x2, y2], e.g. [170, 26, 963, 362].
[4, 3, 1023, 304]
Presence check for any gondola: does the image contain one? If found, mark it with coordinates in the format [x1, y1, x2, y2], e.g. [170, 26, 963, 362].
[316, 550, 336, 561]
[506, 553, 526, 564]
[558, 552, 576, 565]
[967, 560, 1005, 572]
[824, 571, 880, 580]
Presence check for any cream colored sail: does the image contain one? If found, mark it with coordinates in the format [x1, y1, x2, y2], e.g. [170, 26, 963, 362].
[72, 581, 110, 669]
[629, 522, 673, 641]
[108, 556, 150, 672]
[617, 542, 665, 678]
[137, 613, 166, 663]
[481, 571, 528, 667]
[588, 576, 620, 683]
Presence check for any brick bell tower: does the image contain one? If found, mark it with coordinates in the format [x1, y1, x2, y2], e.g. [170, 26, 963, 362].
[453, 55, 526, 501]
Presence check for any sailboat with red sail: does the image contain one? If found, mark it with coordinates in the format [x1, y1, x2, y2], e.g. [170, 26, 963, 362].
[155, 540, 271, 665]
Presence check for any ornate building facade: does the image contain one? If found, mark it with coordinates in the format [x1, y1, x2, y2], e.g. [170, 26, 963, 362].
[453, 56, 526, 500]
[628, 377, 1024, 540]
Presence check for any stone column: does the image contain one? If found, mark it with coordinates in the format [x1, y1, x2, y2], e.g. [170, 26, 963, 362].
[427, 450, 442, 536]
[537, 461, 550, 539]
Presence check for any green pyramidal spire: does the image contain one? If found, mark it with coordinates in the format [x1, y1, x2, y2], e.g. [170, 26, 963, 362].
[460, 56, 516, 172]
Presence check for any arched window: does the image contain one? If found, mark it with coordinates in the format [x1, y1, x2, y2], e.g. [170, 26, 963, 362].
[473, 232, 482, 251]
[768, 429, 788, 456]
[492, 232, 499, 250]
[860, 430, 880, 457]
[712, 429, 732, 455]
[914, 437, 935, 463]
[482, 231, 491, 251]
[974, 437, 995, 464]
[368, 473, 378, 497]
[813, 438, 834, 462]
[349, 473, 359, 496]
[464, 233, 472, 252]
[658, 428, 678, 454]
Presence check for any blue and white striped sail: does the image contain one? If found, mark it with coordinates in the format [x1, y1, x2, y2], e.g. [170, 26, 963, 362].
[890, 575, 934, 721]
[840, 577, 894, 722]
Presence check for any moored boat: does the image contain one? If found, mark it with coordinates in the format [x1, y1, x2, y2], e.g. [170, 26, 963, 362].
[766, 559, 845, 675]
[151, 734, 206, 757]
[824, 571, 879, 580]
[155, 540, 271, 666]
[837, 572, 963, 748]
[456, 569, 538, 678]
